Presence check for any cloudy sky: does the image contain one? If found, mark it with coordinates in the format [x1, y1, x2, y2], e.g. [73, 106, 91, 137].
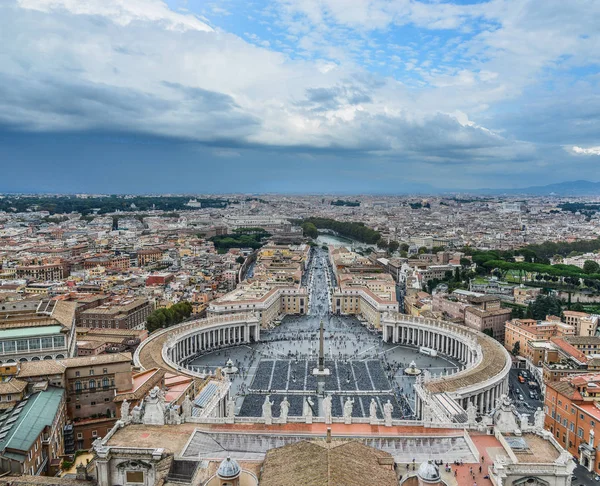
[1, 0, 599, 194]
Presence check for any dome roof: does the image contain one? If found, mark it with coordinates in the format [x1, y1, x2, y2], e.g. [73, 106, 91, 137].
[217, 456, 241, 479]
[418, 461, 441, 482]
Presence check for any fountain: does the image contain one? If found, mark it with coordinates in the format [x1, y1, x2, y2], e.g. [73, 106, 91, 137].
[404, 360, 422, 376]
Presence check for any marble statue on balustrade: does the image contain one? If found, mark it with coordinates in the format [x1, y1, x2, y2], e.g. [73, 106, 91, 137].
[181, 395, 193, 422]
[534, 407, 545, 431]
[369, 398, 378, 424]
[120, 399, 130, 424]
[323, 395, 332, 424]
[262, 395, 274, 425]
[131, 403, 143, 424]
[492, 394, 522, 433]
[143, 386, 166, 426]
[303, 397, 314, 423]
[226, 396, 236, 423]
[279, 397, 290, 423]
[384, 400, 393, 427]
[165, 405, 181, 425]
[467, 401, 477, 426]
[344, 398, 354, 424]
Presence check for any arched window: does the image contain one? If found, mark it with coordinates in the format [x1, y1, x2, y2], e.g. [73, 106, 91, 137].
[89, 379, 96, 390]
[75, 381, 82, 392]
[102, 377, 109, 388]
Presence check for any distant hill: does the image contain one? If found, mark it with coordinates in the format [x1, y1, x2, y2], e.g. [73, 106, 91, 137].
[472, 180, 600, 196]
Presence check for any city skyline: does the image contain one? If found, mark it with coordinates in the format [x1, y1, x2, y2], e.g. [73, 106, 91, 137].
[1, 0, 600, 193]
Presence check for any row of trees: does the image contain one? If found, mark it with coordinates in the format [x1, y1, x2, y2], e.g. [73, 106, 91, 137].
[299, 218, 381, 244]
[483, 259, 600, 284]
[146, 301, 193, 333]
[210, 228, 271, 253]
[331, 199, 360, 207]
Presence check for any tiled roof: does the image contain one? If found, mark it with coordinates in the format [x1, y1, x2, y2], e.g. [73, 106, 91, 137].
[0, 379, 27, 395]
[260, 440, 397, 486]
[17, 353, 132, 378]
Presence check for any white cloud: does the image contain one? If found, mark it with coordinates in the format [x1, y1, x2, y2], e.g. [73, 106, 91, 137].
[1, 0, 594, 173]
[17, 0, 213, 31]
[569, 146, 600, 156]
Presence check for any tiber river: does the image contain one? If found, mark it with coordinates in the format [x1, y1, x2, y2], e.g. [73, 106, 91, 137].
[316, 233, 374, 250]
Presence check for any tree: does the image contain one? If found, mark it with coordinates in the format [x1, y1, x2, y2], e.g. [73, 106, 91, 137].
[529, 294, 562, 320]
[583, 260, 600, 275]
[418, 246, 428, 254]
[460, 258, 471, 267]
[388, 241, 400, 253]
[377, 239, 389, 250]
[512, 341, 521, 356]
[400, 243, 410, 252]
[483, 328, 494, 338]
[511, 307, 524, 319]
[572, 302, 585, 312]
[236, 256, 245, 265]
[301, 222, 318, 239]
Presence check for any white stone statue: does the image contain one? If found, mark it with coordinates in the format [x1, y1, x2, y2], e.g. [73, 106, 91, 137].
[120, 399, 130, 422]
[143, 386, 166, 426]
[344, 398, 354, 424]
[467, 401, 477, 425]
[323, 395, 332, 424]
[369, 398, 378, 423]
[182, 395, 193, 421]
[166, 406, 181, 425]
[384, 400, 393, 427]
[262, 395, 274, 424]
[280, 397, 290, 423]
[303, 397, 314, 421]
[131, 404, 142, 424]
[534, 407, 545, 431]
[227, 397, 236, 419]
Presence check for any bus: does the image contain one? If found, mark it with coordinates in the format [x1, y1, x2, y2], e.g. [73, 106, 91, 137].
[419, 346, 438, 357]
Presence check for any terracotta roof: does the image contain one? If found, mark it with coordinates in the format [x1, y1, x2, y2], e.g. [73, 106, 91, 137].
[551, 337, 587, 363]
[565, 336, 600, 345]
[546, 380, 582, 401]
[260, 440, 397, 486]
[0, 379, 28, 394]
[17, 353, 132, 378]
[114, 368, 165, 402]
[52, 301, 77, 329]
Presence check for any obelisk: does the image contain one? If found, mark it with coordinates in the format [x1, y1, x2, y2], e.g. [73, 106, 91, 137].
[312, 319, 330, 416]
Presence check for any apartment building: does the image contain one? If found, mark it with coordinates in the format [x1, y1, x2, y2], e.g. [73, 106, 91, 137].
[136, 249, 163, 267]
[0, 299, 77, 364]
[0, 387, 66, 476]
[563, 311, 599, 337]
[464, 306, 511, 341]
[15, 261, 69, 281]
[208, 283, 308, 328]
[78, 297, 152, 330]
[545, 373, 600, 474]
[505, 318, 575, 359]
[329, 246, 399, 327]
[16, 353, 133, 450]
